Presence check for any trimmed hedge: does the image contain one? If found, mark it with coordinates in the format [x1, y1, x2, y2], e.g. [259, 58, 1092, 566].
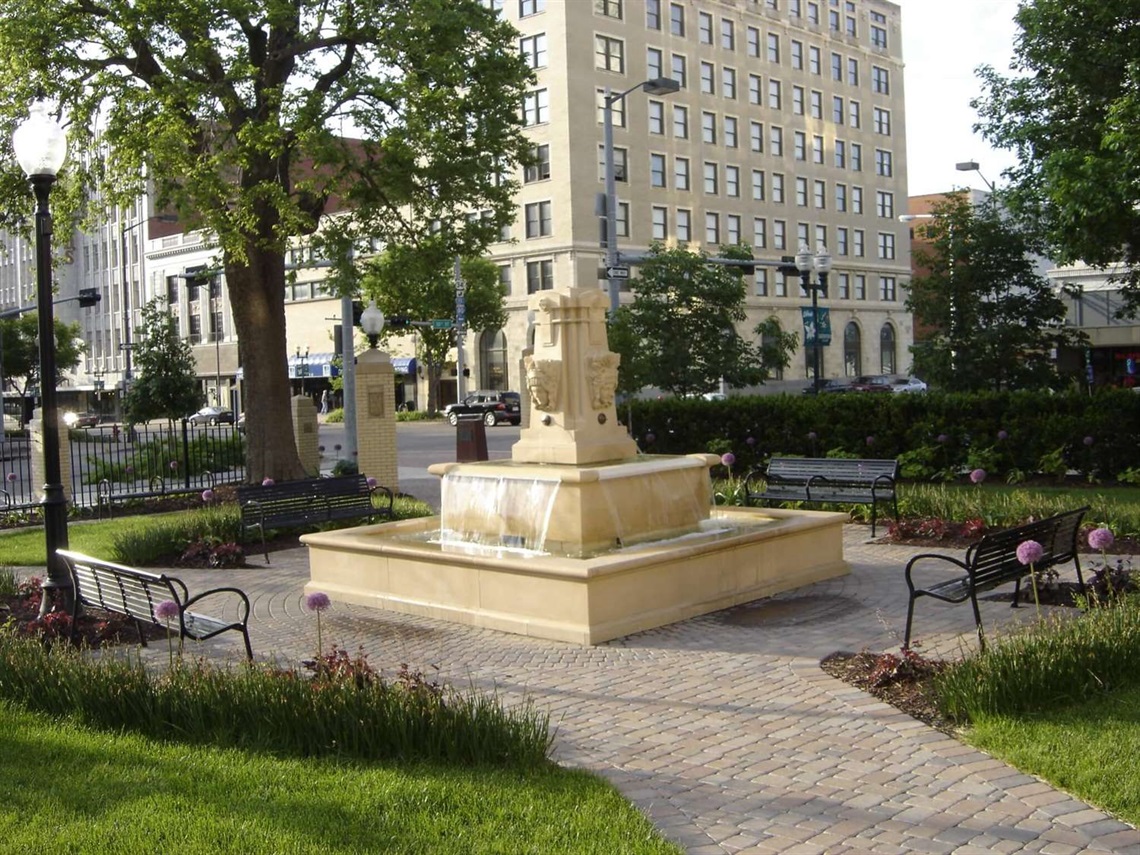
[625, 389, 1140, 482]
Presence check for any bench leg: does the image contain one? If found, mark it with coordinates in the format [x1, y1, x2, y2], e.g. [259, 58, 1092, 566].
[969, 594, 987, 652]
[903, 594, 918, 649]
[132, 617, 148, 648]
[870, 502, 878, 538]
[1011, 578, 1022, 608]
[1073, 556, 1087, 596]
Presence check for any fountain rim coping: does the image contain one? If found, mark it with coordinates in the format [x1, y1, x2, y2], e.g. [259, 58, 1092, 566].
[428, 452, 720, 482]
[300, 507, 848, 580]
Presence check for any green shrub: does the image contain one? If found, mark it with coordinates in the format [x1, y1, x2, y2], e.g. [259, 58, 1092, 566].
[324, 407, 344, 423]
[934, 593, 1140, 724]
[0, 630, 553, 767]
[111, 506, 244, 566]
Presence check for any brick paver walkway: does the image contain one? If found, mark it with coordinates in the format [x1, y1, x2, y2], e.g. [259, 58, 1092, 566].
[72, 527, 1140, 853]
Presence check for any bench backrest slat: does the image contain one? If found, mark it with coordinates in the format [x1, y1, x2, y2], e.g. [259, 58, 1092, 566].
[968, 508, 1087, 588]
[67, 555, 179, 623]
[237, 475, 375, 525]
[767, 458, 898, 482]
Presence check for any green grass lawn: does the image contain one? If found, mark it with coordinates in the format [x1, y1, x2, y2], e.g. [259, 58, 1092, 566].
[965, 685, 1140, 827]
[0, 702, 682, 855]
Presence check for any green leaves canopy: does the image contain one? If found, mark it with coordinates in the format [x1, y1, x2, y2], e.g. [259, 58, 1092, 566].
[0, 0, 533, 480]
[123, 299, 204, 424]
[975, 0, 1140, 312]
[0, 314, 84, 395]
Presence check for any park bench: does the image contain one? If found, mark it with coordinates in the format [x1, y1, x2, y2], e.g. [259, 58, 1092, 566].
[743, 457, 899, 536]
[57, 549, 254, 660]
[237, 474, 394, 563]
[902, 506, 1089, 650]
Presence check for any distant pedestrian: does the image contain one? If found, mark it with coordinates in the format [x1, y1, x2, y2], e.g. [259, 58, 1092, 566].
[320, 389, 329, 415]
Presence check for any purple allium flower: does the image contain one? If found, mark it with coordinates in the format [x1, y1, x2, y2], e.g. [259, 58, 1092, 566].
[1083, 435, 1094, 447]
[807, 431, 818, 441]
[936, 434, 949, 444]
[997, 430, 1009, 441]
[745, 436, 756, 446]
[1016, 540, 1045, 567]
[262, 477, 275, 487]
[155, 600, 179, 621]
[125, 465, 134, 475]
[865, 435, 875, 447]
[644, 433, 656, 444]
[305, 592, 331, 612]
[168, 460, 178, 470]
[201, 489, 215, 502]
[969, 468, 987, 484]
[1088, 528, 1115, 551]
[721, 452, 736, 467]
[5, 472, 14, 482]
[366, 476, 377, 488]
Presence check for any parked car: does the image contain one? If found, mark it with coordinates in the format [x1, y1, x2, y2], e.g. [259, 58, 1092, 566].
[63, 411, 101, 428]
[444, 391, 522, 427]
[849, 375, 895, 393]
[806, 379, 855, 394]
[187, 406, 235, 426]
[883, 375, 928, 394]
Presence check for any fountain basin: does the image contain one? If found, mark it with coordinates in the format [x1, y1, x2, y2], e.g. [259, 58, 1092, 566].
[302, 507, 848, 645]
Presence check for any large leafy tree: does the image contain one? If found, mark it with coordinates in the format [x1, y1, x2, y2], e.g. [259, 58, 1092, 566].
[123, 298, 204, 425]
[905, 193, 1085, 392]
[361, 246, 506, 414]
[974, 0, 1140, 312]
[0, 0, 533, 481]
[0, 314, 84, 396]
[612, 244, 770, 398]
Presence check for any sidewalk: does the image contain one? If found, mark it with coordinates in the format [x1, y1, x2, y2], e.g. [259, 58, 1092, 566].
[91, 528, 1140, 853]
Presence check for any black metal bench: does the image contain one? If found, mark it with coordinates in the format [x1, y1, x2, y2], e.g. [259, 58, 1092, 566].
[57, 549, 254, 660]
[237, 474, 394, 563]
[903, 507, 1089, 650]
[743, 457, 899, 536]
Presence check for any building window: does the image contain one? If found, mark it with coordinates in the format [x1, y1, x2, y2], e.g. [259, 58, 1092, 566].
[792, 85, 805, 115]
[724, 116, 738, 147]
[807, 1, 820, 25]
[526, 259, 553, 293]
[479, 328, 509, 390]
[877, 233, 895, 260]
[498, 264, 512, 294]
[524, 201, 552, 237]
[726, 165, 740, 197]
[597, 88, 626, 126]
[836, 272, 849, 299]
[767, 33, 780, 63]
[747, 26, 760, 57]
[879, 275, 897, 301]
[831, 52, 842, 81]
[596, 35, 625, 73]
[753, 217, 767, 248]
[835, 182, 847, 211]
[852, 185, 863, 213]
[650, 153, 667, 187]
[755, 268, 769, 298]
[648, 47, 663, 79]
[671, 53, 686, 88]
[874, 107, 891, 136]
[851, 142, 862, 171]
[876, 190, 894, 219]
[646, 0, 661, 29]
[812, 135, 824, 164]
[872, 66, 890, 94]
[809, 46, 821, 75]
[595, 0, 622, 19]
[844, 322, 861, 376]
[704, 161, 719, 195]
[616, 201, 629, 238]
[836, 226, 848, 254]
[810, 90, 822, 119]
[749, 73, 762, 105]
[726, 214, 741, 245]
[673, 104, 689, 138]
[795, 176, 808, 206]
[813, 179, 826, 209]
[701, 111, 716, 144]
[853, 228, 864, 257]
[849, 100, 861, 128]
[752, 169, 765, 200]
[652, 206, 668, 240]
[880, 323, 897, 373]
[670, 2, 684, 36]
[520, 33, 547, 69]
[677, 208, 691, 242]
[522, 89, 549, 126]
[700, 61, 715, 95]
[750, 120, 763, 152]
[722, 67, 737, 99]
[649, 100, 665, 134]
[854, 274, 866, 300]
[524, 144, 550, 183]
[871, 11, 888, 50]
[772, 172, 785, 203]
[791, 40, 803, 70]
[835, 139, 846, 169]
[848, 57, 859, 85]
[721, 18, 735, 50]
[773, 219, 787, 250]
[674, 156, 690, 190]
[768, 79, 781, 110]
[705, 212, 720, 244]
[599, 145, 628, 181]
[519, 0, 545, 16]
[794, 131, 806, 161]
[698, 11, 713, 43]
[832, 95, 844, 124]
[876, 149, 893, 177]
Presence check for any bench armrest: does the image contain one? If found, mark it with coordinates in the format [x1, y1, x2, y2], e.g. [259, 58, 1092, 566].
[182, 586, 252, 624]
[904, 552, 971, 593]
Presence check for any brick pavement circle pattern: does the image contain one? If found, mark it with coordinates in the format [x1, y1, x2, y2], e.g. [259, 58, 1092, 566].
[83, 527, 1140, 853]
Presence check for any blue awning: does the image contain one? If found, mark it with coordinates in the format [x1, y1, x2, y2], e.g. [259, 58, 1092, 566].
[288, 351, 339, 378]
[391, 357, 416, 375]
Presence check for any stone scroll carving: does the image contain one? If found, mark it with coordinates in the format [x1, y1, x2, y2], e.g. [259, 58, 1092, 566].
[523, 355, 561, 412]
[586, 352, 620, 410]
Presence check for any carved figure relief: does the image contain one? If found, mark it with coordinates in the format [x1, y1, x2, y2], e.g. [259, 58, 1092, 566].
[586, 352, 620, 410]
[523, 355, 561, 411]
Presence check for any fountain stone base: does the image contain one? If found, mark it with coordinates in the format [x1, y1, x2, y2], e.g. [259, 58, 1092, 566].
[302, 506, 848, 645]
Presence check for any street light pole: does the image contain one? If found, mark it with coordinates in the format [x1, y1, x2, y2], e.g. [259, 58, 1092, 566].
[603, 77, 681, 319]
[955, 160, 995, 193]
[796, 243, 831, 394]
[12, 99, 71, 616]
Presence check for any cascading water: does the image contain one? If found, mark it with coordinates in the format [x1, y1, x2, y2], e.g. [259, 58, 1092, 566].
[439, 470, 561, 553]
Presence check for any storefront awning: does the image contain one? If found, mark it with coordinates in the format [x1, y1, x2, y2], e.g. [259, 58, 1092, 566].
[288, 351, 339, 378]
[391, 357, 416, 375]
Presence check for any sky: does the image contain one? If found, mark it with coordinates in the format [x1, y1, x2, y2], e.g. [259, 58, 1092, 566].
[895, 0, 1023, 197]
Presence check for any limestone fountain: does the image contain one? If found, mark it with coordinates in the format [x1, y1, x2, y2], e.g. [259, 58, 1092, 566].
[303, 283, 848, 644]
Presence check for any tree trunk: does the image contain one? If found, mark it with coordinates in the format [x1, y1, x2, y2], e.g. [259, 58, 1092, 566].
[226, 245, 307, 483]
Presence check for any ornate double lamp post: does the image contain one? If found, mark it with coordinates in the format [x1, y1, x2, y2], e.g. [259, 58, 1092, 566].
[795, 243, 832, 395]
[12, 99, 71, 615]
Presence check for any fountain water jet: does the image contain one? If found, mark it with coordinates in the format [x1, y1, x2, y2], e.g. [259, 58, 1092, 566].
[303, 284, 848, 644]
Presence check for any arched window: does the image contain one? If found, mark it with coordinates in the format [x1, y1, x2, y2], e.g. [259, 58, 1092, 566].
[880, 323, 897, 375]
[843, 322, 861, 377]
[479, 328, 509, 390]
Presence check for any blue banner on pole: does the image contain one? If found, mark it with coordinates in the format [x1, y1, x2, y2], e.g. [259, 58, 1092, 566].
[801, 307, 831, 345]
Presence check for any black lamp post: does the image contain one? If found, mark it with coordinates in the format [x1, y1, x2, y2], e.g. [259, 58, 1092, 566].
[13, 99, 71, 615]
[796, 242, 832, 395]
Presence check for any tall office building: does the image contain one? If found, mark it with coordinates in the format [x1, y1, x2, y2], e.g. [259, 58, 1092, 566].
[481, 0, 912, 393]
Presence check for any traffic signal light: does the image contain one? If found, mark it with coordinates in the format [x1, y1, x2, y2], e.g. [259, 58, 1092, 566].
[78, 288, 100, 307]
[388, 315, 411, 330]
[777, 256, 799, 277]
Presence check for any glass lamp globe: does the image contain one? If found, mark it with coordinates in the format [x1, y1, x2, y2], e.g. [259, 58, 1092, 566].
[12, 100, 67, 177]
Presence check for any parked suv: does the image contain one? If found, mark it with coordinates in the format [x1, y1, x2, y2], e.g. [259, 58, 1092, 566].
[444, 391, 522, 427]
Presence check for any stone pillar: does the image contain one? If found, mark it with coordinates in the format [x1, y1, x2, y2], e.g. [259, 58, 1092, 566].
[29, 408, 73, 502]
[291, 395, 320, 477]
[355, 349, 398, 491]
